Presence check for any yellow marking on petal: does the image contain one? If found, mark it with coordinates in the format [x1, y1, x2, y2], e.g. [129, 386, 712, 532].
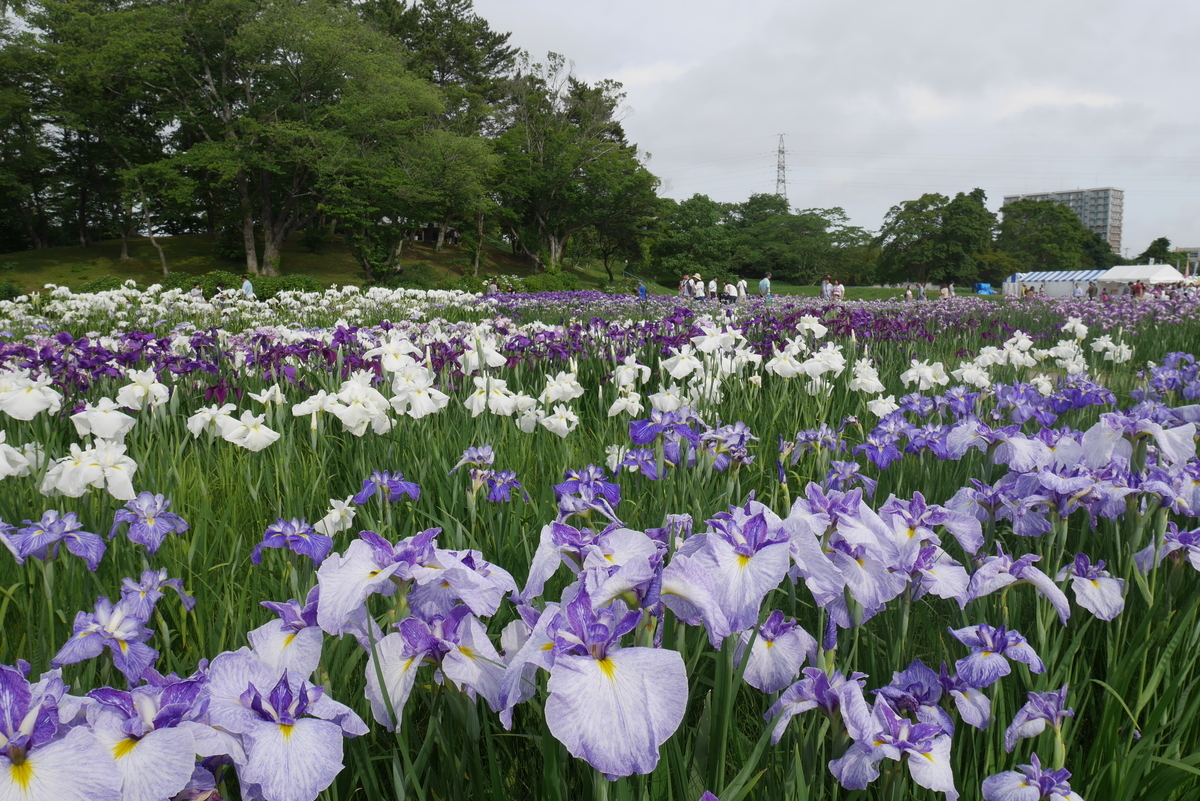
[921, 752, 936, 762]
[441, 581, 451, 588]
[604, 553, 615, 563]
[280, 724, 294, 740]
[113, 738, 139, 759]
[907, 527, 917, 538]
[146, 518, 155, 526]
[9, 761, 32, 789]
[765, 641, 774, 649]
[597, 657, 616, 680]
[283, 633, 296, 648]
[118, 640, 129, 654]
[981, 651, 992, 657]
[1091, 579, 1100, 587]
[458, 646, 475, 659]
[873, 739, 885, 747]
[737, 555, 751, 568]
[540, 643, 554, 650]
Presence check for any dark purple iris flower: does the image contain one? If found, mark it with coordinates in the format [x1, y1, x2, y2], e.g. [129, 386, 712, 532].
[251, 518, 332, 565]
[353, 471, 421, 505]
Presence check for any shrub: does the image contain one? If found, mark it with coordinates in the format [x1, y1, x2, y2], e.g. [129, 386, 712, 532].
[198, 270, 244, 298]
[78, 275, 133, 293]
[0, 279, 23, 301]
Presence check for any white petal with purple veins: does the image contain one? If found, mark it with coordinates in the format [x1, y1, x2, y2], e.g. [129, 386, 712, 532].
[545, 648, 686, 778]
[240, 718, 344, 801]
[248, 623, 324, 678]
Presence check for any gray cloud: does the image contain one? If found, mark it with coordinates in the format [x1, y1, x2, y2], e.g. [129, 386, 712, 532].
[474, 0, 1200, 252]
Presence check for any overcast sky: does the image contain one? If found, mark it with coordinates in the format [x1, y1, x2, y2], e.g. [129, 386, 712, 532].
[473, 0, 1200, 256]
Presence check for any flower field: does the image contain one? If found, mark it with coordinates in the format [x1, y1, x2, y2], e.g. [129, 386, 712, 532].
[2, 282, 1200, 801]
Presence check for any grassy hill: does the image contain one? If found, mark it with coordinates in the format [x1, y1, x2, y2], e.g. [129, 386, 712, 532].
[0, 234, 968, 301]
[0, 233, 556, 292]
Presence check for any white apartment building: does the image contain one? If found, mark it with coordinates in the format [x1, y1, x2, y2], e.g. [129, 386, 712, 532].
[1001, 187, 1123, 253]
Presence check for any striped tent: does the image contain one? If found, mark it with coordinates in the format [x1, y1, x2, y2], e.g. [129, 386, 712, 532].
[1003, 270, 1106, 297]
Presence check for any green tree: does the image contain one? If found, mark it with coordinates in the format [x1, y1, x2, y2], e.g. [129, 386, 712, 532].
[1081, 231, 1124, 270]
[651, 194, 735, 281]
[995, 199, 1091, 273]
[493, 53, 657, 272]
[875, 189, 994, 286]
[1136, 236, 1173, 265]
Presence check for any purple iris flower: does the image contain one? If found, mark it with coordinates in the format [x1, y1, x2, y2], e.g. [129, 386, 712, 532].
[486, 470, 528, 502]
[1055, 553, 1125, 620]
[365, 607, 507, 730]
[854, 433, 903, 470]
[900, 392, 937, 418]
[0, 662, 122, 799]
[1134, 522, 1200, 573]
[53, 596, 158, 686]
[251, 518, 332, 566]
[735, 610, 817, 693]
[661, 500, 791, 644]
[982, 753, 1081, 801]
[207, 652, 367, 801]
[949, 624, 1045, 689]
[700, 421, 758, 471]
[555, 465, 621, 505]
[543, 589, 687, 778]
[823, 460, 877, 499]
[120, 568, 195, 620]
[766, 667, 867, 744]
[881, 491, 983, 556]
[87, 674, 216, 801]
[937, 662, 992, 729]
[554, 465, 623, 523]
[250, 586, 323, 676]
[1005, 685, 1073, 752]
[874, 659, 955, 735]
[967, 548, 1070, 624]
[352, 470, 421, 505]
[109, 492, 189, 554]
[315, 528, 440, 635]
[448, 444, 494, 474]
[619, 448, 662, 480]
[628, 408, 701, 447]
[830, 693, 958, 799]
[10, 510, 105, 571]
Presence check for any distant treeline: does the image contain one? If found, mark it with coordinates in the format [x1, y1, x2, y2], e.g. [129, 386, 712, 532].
[0, 0, 1178, 285]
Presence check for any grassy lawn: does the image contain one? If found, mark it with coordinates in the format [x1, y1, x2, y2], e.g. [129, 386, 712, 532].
[0, 233, 550, 292]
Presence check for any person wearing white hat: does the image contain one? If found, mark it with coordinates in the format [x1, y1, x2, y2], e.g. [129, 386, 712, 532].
[692, 273, 706, 301]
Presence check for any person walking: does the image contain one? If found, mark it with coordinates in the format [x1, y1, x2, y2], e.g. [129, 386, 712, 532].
[916, 283, 926, 301]
[637, 279, 647, 300]
[820, 275, 833, 300]
[1087, 282, 1098, 299]
[736, 275, 748, 301]
[758, 272, 772, 299]
[693, 274, 706, 302]
[241, 276, 255, 299]
[722, 279, 736, 304]
[707, 276, 718, 300]
[832, 279, 845, 301]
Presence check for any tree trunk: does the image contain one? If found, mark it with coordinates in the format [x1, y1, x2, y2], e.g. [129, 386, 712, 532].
[139, 190, 168, 276]
[236, 171, 259, 275]
[545, 234, 565, 272]
[435, 222, 447, 252]
[473, 210, 484, 277]
[77, 182, 91, 247]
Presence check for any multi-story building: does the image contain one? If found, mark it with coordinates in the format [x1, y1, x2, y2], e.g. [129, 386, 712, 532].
[1001, 187, 1123, 253]
[1176, 246, 1200, 276]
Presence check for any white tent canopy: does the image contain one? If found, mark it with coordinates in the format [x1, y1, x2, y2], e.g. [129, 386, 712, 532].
[1097, 263, 1186, 286]
[1002, 269, 1105, 297]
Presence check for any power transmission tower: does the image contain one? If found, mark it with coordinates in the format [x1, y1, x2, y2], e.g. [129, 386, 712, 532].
[775, 133, 787, 200]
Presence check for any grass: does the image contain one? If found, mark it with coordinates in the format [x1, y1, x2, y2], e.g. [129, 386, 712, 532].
[0, 233, 555, 292]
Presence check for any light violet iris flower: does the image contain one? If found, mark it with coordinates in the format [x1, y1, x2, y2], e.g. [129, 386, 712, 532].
[543, 589, 687, 778]
[0, 663, 121, 800]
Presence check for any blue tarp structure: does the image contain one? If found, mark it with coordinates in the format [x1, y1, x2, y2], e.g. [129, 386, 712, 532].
[1003, 270, 1106, 297]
